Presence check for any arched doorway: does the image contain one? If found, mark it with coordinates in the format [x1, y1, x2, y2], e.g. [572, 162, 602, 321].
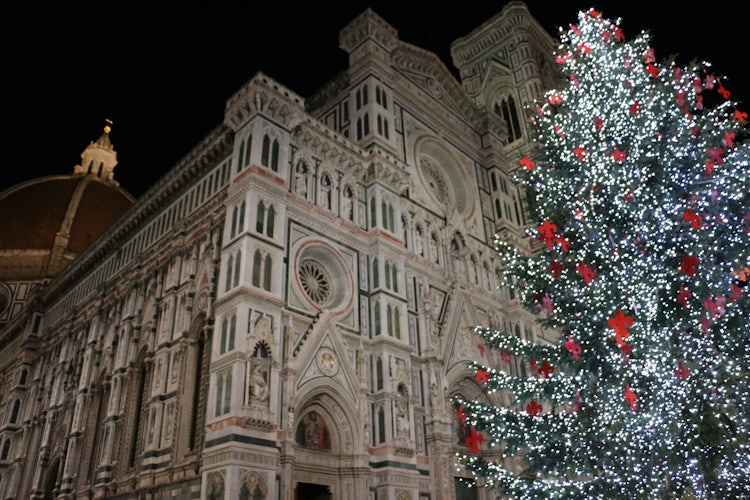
[295, 482, 331, 500]
[289, 391, 363, 499]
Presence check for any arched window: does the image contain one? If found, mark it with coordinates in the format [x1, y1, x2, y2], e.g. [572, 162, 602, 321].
[261, 135, 270, 166]
[263, 254, 272, 291]
[1, 439, 10, 460]
[128, 349, 151, 468]
[494, 94, 522, 143]
[252, 250, 262, 287]
[231, 206, 238, 238]
[215, 371, 232, 416]
[377, 405, 386, 443]
[238, 140, 245, 173]
[374, 301, 381, 336]
[256, 201, 275, 237]
[223, 372, 232, 414]
[9, 399, 20, 424]
[186, 319, 208, 452]
[375, 356, 383, 390]
[240, 482, 263, 500]
[256, 202, 265, 234]
[252, 250, 273, 291]
[229, 315, 236, 352]
[370, 197, 376, 228]
[238, 200, 246, 232]
[372, 259, 379, 288]
[271, 139, 279, 171]
[225, 254, 234, 292]
[394, 307, 401, 339]
[220, 318, 228, 354]
[207, 475, 225, 500]
[245, 135, 252, 166]
[233, 250, 242, 287]
[266, 205, 275, 237]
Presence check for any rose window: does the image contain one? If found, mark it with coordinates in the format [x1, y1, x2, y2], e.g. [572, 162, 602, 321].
[419, 157, 451, 206]
[298, 259, 333, 306]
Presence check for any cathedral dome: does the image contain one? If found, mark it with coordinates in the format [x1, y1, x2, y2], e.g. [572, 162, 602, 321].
[0, 121, 134, 281]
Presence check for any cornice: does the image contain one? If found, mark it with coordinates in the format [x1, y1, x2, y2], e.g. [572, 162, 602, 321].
[225, 72, 306, 130]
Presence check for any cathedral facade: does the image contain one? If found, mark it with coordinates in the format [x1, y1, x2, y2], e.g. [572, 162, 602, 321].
[0, 3, 559, 499]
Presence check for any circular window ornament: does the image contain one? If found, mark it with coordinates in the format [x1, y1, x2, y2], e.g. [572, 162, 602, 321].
[299, 259, 333, 306]
[294, 241, 353, 314]
[416, 139, 469, 216]
[420, 157, 452, 207]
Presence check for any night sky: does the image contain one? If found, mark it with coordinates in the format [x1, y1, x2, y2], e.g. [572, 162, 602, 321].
[3, 1, 748, 198]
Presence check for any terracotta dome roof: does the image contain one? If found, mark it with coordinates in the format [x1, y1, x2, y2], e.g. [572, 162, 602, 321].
[0, 122, 135, 281]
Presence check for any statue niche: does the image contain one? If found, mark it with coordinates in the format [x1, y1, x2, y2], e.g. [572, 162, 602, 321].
[248, 342, 270, 405]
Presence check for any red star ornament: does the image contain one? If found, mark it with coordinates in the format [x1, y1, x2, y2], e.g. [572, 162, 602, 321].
[538, 361, 554, 379]
[683, 209, 703, 229]
[538, 220, 558, 247]
[475, 370, 490, 384]
[466, 427, 484, 452]
[717, 83, 731, 99]
[526, 400, 543, 416]
[565, 335, 582, 360]
[549, 260, 564, 279]
[519, 155, 535, 171]
[611, 149, 627, 163]
[680, 254, 699, 277]
[624, 384, 638, 411]
[722, 131, 736, 148]
[608, 309, 634, 349]
[576, 262, 595, 284]
[676, 362, 691, 379]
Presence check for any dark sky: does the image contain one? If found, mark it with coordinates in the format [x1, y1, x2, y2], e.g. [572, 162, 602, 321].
[3, 1, 748, 198]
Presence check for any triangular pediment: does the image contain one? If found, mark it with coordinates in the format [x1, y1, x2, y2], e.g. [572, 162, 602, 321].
[294, 311, 360, 404]
[480, 59, 515, 95]
[444, 293, 483, 372]
[392, 42, 484, 125]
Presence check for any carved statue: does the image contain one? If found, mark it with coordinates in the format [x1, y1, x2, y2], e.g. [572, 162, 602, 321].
[249, 364, 270, 404]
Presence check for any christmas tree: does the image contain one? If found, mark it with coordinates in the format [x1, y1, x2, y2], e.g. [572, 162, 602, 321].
[455, 8, 750, 499]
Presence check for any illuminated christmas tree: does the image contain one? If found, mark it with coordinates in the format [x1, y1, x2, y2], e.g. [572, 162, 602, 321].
[455, 8, 750, 499]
